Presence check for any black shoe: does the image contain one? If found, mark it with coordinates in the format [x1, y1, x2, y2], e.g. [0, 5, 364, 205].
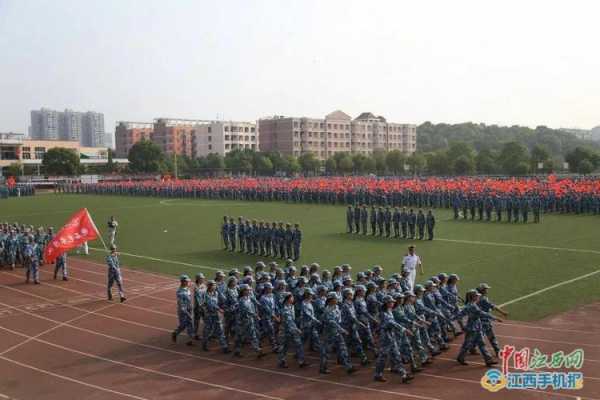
[412, 366, 423, 373]
[202, 344, 209, 351]
[320, 368, 331, 374]
[374, 376, 387, 382]
[485, 359, 498, 367]
[194, 335, 201, 341]
[233, 352, 243, 358]
[222, 348, 230, 354]
[347, 366, 357, 375]
[401, 375, 413, 384]
[256, 350, 266, 359]
[34, 281, 40, 285]
[108, 295, 113, 301]
[469, 348, 479, 355]
[298, 362, 311, 368]
[457, 357, 468, 365]
[171, 331, 177, 343]
[278, 362, 289, 369]
[431, 350, 441, 356]
[63, 277, 68, 281]
[186, 340, 194, 346]
[120, 297, 127, 303]
[361, 359, 370, 366]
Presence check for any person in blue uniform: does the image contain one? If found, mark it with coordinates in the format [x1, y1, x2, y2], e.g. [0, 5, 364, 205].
[172, 274, 195, 346]
[360, 205, 368, 235]
[476, 283, 508, 357]
[392, 207, 401, 238]
[354, 205, 361, 234]
[369, 205, 377, 235]
[292, 223, 302, 261]
[106, 245, 126, 302]
[228, 217, 237, 252]
[319, 292, 357, 375]
[425, 210, 435, 240]
[233, 284, 265, 358]
[416, 209, 426, 240]
[278, 292, 310, 368]
[23, 237, 40, 284]
[221, 216, 229, 250]
[374, 295, 413, 383]
[202, 280, 230, 353]
[346, 206, 354, 233]
[53, 252, 68, 281]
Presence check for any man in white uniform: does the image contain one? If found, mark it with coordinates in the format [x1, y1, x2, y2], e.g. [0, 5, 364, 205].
[108, 216, 118, 246]
[402, 245, 423, 291]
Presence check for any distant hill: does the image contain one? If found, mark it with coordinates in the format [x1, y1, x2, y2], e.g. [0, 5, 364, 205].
[591, 126, 600, 141]
[417, 122, 600, 158]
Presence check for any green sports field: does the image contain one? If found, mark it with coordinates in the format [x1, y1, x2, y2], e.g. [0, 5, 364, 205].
[2, 194, 599, 321]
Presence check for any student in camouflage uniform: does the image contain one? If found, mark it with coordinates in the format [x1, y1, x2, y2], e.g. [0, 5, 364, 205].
[202, 280, 230, 353]
[278, 292, 310, 368]
[233, 284, 265, 358]
[319, 292, 357, 375]
[476, 283, 508, 357]
[172, 274, 195, 346]
[374, 295, 413, 383]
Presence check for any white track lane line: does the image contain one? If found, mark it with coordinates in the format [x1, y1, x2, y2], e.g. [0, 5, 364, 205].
[2, 271, 177, 320]
[71, 257, 175, 282]
[0, 325, 284, 400]
[33, 269, 177, 312]
[0, 277, 178, 357]
[435, 237, 600, 256]
[0, 291, 594, 400]
[499, 269, 600, 308]
[0, 356, 148, 400]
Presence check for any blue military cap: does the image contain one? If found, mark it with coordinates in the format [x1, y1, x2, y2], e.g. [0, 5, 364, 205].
[263, 282, 273, 290]
[392, 292, 404, 300]
[382, 295, 395, 304]
[356, 272, 365, 279]
[326, 292, 338, 301]
[243, 266, 253, 273]
[195, 273, 205, 279]
[372, 265, 383, 273]
[207, 280, 216, 285]
[179, 274, 191, 282]
[238, 284, 250, 292]
[414, 284, 425, 293]
[354, 284, 366, 293]
[333, 281, 343, 288]
[342, 288, 354, 297]
[403, 291, 416, 297]
[366, 282, 377, 289]
[448, 273, 459, 281]
[438, 273, 448, 281]
[424, 280, 436, 289]
[304, 288, 315, 296]
[478, 283, 491, 290]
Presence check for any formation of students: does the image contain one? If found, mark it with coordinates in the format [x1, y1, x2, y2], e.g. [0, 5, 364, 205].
[346, 205, 436, 240]
[0, 184, 36, 199]
[172, 260, 507, 382]
[62, 175, 600, 217]
[221, 217, 303, 261]
[0, 222, 67, 283]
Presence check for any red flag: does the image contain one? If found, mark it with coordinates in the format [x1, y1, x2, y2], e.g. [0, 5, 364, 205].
[44, 208, 100, 263]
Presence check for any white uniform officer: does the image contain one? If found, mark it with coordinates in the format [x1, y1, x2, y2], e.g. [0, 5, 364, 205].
[401, 245, 423, 291]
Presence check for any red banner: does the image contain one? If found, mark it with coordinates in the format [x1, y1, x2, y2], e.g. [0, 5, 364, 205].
[44, 208, 100, 263]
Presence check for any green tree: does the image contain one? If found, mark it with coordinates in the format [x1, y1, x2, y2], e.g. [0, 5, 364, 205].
[385, 150, 405, 174]
[325, 157, 337, 174]
[425, 151, 450, 175]
[407, 152, 426, 174]
[42, 147, 81, 175]
[298, 153, 320, 175]
[352, 153, 369, 174]
[255, 155, 273, 175]
[578, 159, 594, 174]
[337, 154, 354, 174]
[4, 162, 23, 177]
[498, 141, 530, 175]
[128, 140, 164, 173]
[530, 144, 551, 172]
[225, 149, 253, 174]
[364, 157, 376, 173]
[453, 155, 476, 175]
[285, 155, 301, 175]
[105, 148, 116, 173]
[372, 151, 387, 175]
[205, 153, 225, 173]
[475, 149, 497, 174]
[565, 147, 599, 173]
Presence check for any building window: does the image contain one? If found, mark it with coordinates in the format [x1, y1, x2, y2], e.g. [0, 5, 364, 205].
[224, 126, 229, 132]
[208, 144, 212, 150]
[251, 127, 255, 133]
[208, 136, 212, 142]
[225, 135, 230, 140]
[34, 147, 45, 159]
[208, 127, 212, 133]
[225, 144, 230, 149]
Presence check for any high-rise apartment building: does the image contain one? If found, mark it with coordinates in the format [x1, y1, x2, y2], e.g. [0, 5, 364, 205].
[29, 108, 106, 147]
[258, 110, 416, 160]
[115, 121, 154, 158]
[81, 111, 105, 147]
[58, 109, 83, 142]
[30, 108, 59, 140]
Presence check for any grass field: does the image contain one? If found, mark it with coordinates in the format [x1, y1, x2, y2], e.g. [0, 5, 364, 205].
[1, 193, 599, 321]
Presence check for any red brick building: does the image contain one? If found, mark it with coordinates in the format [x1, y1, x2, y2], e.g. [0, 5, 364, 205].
[151, 118, 195, 158]
[115, 122, 154, 158]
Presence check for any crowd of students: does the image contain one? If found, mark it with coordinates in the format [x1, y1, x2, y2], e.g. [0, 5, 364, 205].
[173, 259, 507, 382]
[60, 175, 600, 216]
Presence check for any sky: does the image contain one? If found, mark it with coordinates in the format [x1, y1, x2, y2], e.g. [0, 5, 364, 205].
[1, 0, 599, 137]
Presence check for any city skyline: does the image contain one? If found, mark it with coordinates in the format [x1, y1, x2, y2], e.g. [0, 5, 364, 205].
[1, 1, 599, 134]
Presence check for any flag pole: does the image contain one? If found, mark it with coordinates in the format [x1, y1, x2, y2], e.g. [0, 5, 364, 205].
[85, 208, 108, 251]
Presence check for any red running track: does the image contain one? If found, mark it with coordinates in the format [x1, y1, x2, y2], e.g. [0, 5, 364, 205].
[0, 258, 598, 400]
